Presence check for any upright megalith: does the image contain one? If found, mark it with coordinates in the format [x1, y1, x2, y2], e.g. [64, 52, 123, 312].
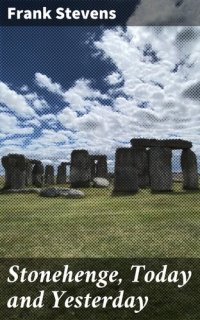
[181, 149, 199, 190]
[113, 148, 138, 194]
[90, 155, 108, 178]
[96, 156, 108, 178]
[1, 154, 29, 190]
[25, 161, 34, 187]
[32, 160, 44, 188]
[44, 165, 54, 185]
[149, 147, 173, 192]
[70, 150, 91, 188]
[56, 162, 67, 184]
[133, 148, 150, 188]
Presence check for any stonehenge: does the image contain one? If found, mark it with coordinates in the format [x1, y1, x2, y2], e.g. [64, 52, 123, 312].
[44, 165, 55, 185]
[113, 148, 138, 194]
[113, 138, 198, 194]
[149, 147, 173, 192]
[181, 149, 199, 190]
[1, 154, 30, 190]
[130, 138, 192, 149]
[70, 150, 91, 188]
[32, 160, 44, 188]
[0, 138, 199, 193]
[90, 155, 108, 178]
[56, 162, 68, 184]
[133, 147, 150, 188]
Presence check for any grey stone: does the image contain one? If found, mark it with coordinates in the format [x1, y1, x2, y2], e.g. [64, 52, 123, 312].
[58, 189, 85, 198]
[1, 154, 30, 190]
[70, 150, 91, 188]
[131, 138, 192, 149]
[134, 148, 150, 188]
[181, 149, 199, 190]
[25, 161, 34, 187]
[93, 177, 109, 188]
[44, 165, 54, 185]
[39, 187, 84, 198]
[96, 156, 108, 178]
[149, 147, 173, 192]
[113, 148, 138, 194]
[56, 162, 67, 184]
[90, 155, 108, 179]
[32, 160, 44, 188]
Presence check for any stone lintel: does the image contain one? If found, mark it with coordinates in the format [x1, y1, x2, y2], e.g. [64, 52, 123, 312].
[131, 138, 192, 149]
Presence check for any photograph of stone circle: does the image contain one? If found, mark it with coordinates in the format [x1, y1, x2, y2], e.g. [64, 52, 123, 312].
[0, 26, 200, 258]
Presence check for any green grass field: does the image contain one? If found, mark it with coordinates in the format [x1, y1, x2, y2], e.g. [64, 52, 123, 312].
[0, 177, 200, 257]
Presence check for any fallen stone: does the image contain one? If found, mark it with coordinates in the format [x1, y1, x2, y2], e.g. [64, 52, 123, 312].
[93, 177, 109, 188]
[39, 187, 84, 198]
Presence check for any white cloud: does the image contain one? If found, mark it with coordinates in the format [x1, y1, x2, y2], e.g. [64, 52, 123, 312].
[0, 82, 35, 117]
[1, 27, 200, 168]
[25, 92, 49, 110]
[35, 72, 63, 94]
[63, 79, 107, 112]
[25, 118, 41, 127]
[20, 85, 29, 92]
[0, 113, 34, 135]
[35, 72, 108, 113]
[105, 72, 122, 85]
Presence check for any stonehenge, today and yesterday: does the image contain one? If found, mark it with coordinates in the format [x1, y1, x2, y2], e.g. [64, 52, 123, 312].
[0, 138, 199, 193]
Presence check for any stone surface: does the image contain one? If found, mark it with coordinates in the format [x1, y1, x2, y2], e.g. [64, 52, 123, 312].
[1, 154, 30, 190]
[25, 161, 34, 187]
[32, 160, 44, 188]
[93, 177, 109, 188]
[149, 147, 173, 192]
[131, 138, 192, 149]
[39, 187, 84, 198]
[96, 156, 108, 178]
[56, 162, 67, 184]
[181, 149, 199, 190]
[44, 165, 54, 185]
[134, 148, 150, 188]
[70, 150, 91, 188]
[113, 148, 138, 194]
[90, 155, 108, 178]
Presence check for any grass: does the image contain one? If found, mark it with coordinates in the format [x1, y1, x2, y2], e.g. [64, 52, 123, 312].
[0, 177, 199, 319]
[0, 177, 200, 257]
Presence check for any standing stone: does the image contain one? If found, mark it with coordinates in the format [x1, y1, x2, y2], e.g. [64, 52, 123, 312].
[134, 148, 150, 188]
[113, 148, 138, 194]
[26, 161, 34, 187]
[96, 156, 108, 178]
[44, 165, 55, 185]
[32, 160, 44, 188]
[90, 157, 96, 179]
[56, 162, 67, 184]
[149, 147, 172, 192]
[70, 150, 91, 188]
[1, 154, 28, 190]
[181, 149, 199, 190]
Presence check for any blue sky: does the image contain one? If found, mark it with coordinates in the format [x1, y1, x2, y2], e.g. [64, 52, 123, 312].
[1, 22, 200, 172]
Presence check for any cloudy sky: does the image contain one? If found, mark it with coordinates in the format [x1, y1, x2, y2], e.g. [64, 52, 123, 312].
[1, 22, 200, 172]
